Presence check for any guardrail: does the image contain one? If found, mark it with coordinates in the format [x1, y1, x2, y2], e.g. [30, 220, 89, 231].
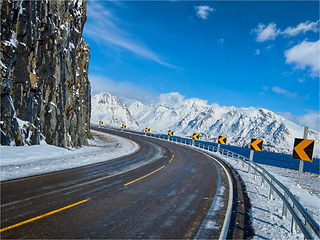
[92, 125, 320, 239]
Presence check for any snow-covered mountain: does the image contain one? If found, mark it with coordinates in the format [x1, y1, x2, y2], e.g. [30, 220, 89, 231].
[128, 96, 319, 155]
[91, 92, 319, 156]
[91, 93, 139, 129]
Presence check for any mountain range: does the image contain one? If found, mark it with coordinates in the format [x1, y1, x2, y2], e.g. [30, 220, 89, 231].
[92, 92, 319, 156]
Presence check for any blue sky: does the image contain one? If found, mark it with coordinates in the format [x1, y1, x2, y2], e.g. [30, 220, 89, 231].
[83, 1, 319, 131]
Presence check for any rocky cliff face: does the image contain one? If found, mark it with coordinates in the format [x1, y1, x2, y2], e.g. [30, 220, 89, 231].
[1, 0, 92, 148]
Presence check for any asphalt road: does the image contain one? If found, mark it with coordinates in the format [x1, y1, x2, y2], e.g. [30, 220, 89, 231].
[1, 127, 251, 239]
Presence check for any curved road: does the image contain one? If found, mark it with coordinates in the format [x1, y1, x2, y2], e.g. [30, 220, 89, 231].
[1, 127, 252, 239]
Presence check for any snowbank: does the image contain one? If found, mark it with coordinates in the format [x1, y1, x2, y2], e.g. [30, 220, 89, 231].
[214, 152, 320, 240]
[0, 130, 139, 181]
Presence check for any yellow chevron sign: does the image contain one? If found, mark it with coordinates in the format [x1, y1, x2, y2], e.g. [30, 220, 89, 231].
[250, 139, 263, 151]
[193, 133, 199, 140]
[146, 128, 150, 132]
[99, 121, 103, 125]
[293, 138, 315, 162]
[218, 136, 227, 145]
[122, 124, 126, 129]
[168, 130, 174, 136]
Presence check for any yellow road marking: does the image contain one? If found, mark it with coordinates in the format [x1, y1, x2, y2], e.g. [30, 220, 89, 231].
[169, 153, 174, 163]
[0, 198, 90, 233]
[124, 165, 165, 186]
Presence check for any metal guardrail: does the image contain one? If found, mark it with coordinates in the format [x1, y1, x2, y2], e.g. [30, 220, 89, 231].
[92, 125, 320, 239]
[189, 140, 319, 240]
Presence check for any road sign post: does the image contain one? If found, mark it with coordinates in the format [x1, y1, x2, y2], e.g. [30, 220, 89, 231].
[249, 138, 263, 173]
[297, 127, 308, 186]
[248, 149, 254, 173]
[218, 136, 227, 154]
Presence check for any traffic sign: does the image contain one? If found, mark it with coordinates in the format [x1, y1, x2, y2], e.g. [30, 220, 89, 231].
[146, 128, 150, 132]
[99, 121, 103, 125]
[250, 139, 263, 151]
[168, 130, 174, 136]
[218, 136, 227, 145]
[292, 138, 314, 162]
[193, 133, 199, 140]
[122, 124, 126, 129]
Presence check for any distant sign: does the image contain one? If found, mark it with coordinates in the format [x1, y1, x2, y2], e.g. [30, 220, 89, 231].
[122, 124, 126, 129]
[145, 128, 150, 132]
[168, 130, 174, 136]
[99, 121, 103, 125]
[250, 139, 263, 151]
[218, 136, 227, 145]
[292, 138, 314, 162]
[193, 133, 199, 140]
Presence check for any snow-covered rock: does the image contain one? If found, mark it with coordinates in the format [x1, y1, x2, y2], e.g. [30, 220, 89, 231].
[128, 95, 319, 156]
[91, 92, 139, 129]
[91, 91, 319, 156]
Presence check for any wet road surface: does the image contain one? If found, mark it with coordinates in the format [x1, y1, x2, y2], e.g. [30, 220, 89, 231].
[1, 127, 235, 239]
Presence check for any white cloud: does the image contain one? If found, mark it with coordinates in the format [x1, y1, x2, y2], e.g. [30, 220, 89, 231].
[284, 40, 319, 77]
[255, 49, 260, 55]
[278, 110, 320, 132]
[250, 20, 319, 42]
[89, 74, 157, 105]
[84, 2, 175, 68]
[194, 5, 215, 20]
[158, 92, 186, 109]
[217, 39, 224, 44]
[251, 23, 280, 42]
[282, 20, 319, 37]
[265, 44, 274, 50]
[272, 86, 300, 99]
[295, 110, 320, 132]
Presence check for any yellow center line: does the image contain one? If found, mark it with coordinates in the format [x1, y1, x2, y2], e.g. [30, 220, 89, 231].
[0, 198, 90, 233]
[157, 144, 174, 163]
[124, 165, 166, 186]
[169, 153, 174, 163]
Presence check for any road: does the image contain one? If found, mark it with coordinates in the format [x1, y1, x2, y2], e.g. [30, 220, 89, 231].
[1, 126, 253, 239]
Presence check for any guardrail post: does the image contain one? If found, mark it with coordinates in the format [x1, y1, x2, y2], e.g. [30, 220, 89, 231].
[291, 195, 300, 234]
[242, 158, 245, 168]
[261, 170, 265, 186]
[282, 192, 289, 219]
[269, 179, 274, 199]
[254, 168, 257, 179]
[237, 155, 239, 165]
[305, 209, 314, 235]
[248, 161, 251, 173]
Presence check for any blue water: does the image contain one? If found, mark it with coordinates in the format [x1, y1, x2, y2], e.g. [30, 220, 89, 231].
[107, 127, 320, 174]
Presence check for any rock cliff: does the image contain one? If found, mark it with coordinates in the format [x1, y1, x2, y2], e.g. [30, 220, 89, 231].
[1, 0, 92, 148]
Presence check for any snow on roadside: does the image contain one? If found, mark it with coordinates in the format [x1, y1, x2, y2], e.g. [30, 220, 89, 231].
[0, 130, 139, 181]
[212, 151, 320, 240]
